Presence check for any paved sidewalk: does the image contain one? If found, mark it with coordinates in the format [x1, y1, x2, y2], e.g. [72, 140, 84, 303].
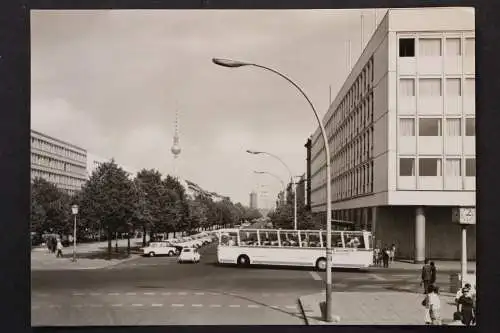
[370, 260, 476, 273]
[31, 238, 146, 271]
[299, 291, 457, 325]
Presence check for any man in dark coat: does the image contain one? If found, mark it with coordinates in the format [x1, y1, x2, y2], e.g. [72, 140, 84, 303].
[421, 259, 433, 294]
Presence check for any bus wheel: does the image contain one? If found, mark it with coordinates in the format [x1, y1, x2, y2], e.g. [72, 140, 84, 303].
[316, 258, 327, 271]
[237, 255, 250, 267]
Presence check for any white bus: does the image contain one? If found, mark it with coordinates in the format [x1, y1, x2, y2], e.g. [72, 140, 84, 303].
[216, 228, 373, 270]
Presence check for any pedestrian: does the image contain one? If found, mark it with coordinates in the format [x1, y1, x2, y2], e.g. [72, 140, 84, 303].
[457, 283, 475, 326]
[430, 261, 437, 286]
[428, 285, 442, 325]
[382, 246, 389, 268]
[421, 259, 433, 294]
[421, 287, 431, 325]
[56, 239, 63, 258]
[50, 237, 56, 253]
[389, 243, 396, 263]
[447, 312, 465, 326]
[373, 247, 381, 266]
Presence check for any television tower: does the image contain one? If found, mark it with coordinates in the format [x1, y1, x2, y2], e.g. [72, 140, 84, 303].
[171, 109, 181, 178]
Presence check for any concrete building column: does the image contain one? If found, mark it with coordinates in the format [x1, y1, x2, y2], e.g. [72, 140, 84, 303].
[415, 206, 426, 264]
[363, 208, 369, 230]
[371, 207, 378, 247]
[356, 209, 362, 229]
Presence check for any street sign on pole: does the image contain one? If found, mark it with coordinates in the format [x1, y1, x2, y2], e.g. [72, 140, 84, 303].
[452, 207, 476, 225]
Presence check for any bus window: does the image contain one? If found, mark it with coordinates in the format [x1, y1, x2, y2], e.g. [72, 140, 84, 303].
[260, 231, 279, 247]
[239, 230, 259, 246]
[280, 231, 299, 247]
[320, 232, 343, 248]
[220, 232, 239, 246]
[301, 231, 321, 248]
[344, 232, 365, 249]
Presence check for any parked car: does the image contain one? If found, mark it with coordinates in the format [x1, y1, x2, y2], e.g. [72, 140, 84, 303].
[178, 247, 200, 263]
[143, 242, 179, 257]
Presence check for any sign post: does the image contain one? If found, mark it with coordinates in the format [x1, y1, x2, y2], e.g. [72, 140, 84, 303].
[452, 207, 475, 286]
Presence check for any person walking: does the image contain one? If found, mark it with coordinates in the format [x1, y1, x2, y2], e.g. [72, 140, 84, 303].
[428, 285, 442, 325]
[389, 243, 396, 263]
[430, 261, 437, 286]
[421, 259, 433, 294]
[373, 247, 381, 267]
[457, 283, 475, 326]
[381, 246, 390, 268]
[56, 239, 63, 258]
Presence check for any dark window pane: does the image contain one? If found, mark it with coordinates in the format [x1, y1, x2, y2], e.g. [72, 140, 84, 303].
[400, 158, 415, 176]
[466, 158, 476, 177]
[466, 118, 475, 136]
[419, 158, 442, 176]
[419, 118, 442, 136]
[399, 38, 415, 57]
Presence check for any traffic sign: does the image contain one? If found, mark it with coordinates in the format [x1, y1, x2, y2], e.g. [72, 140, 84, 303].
[452, 207, 476, 225]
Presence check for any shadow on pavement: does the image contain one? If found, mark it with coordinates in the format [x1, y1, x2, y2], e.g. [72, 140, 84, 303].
[58, 246, 142, 261]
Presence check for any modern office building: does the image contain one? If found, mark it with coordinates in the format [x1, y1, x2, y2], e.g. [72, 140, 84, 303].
[249, 191, 258, 210]
[308, 8, 475, 261]
[30, 129, 88, 196]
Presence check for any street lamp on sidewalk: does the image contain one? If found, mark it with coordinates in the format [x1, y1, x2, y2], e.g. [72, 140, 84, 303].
[213, 57, 333, 322]
[71, 204, 79, 262]
[247, 150, 297, 230]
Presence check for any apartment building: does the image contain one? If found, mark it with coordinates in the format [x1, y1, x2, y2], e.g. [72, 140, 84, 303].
[308, 8, 475, 261]
[30, 130, 88, 196]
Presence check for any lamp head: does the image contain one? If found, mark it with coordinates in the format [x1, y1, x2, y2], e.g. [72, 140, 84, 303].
[212, 58, 251, 68]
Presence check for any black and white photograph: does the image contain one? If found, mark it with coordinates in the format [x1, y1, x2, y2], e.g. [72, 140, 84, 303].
[30, 7, 477, 326]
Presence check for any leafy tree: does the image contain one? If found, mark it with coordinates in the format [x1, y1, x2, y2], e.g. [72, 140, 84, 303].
[30, 195, 46, 234]
[77, 160, 134, 257]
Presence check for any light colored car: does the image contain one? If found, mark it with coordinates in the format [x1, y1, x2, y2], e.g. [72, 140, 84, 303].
[178, 247, 200, 263]
[143, 242, 178, 257]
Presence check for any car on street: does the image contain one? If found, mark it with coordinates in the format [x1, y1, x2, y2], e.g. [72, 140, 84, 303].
[178, 247, 200, 263]
[143, 242, 179, 257]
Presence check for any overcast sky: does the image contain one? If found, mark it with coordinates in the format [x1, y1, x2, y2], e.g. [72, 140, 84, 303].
[31, 9, 387, 207]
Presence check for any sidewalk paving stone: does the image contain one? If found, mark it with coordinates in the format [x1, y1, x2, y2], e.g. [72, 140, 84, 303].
[298, 291, 456, 325]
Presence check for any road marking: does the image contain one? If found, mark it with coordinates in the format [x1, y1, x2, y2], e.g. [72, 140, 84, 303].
[209, 304, 221, 308]
[270, 305, 280, 309]
[192, 304, 203, 307]
[144, 292, 156, 296]
[369, 273, 387, 281]
[286, 305, 297, 309]
[210, 292, 220, 296]
[195, 292, 205, 295]
[248, 304, 260, 308]
[89, 304, 103, 308]
[90, 292, 102, 296]
[229, 304, 240, 308]
[132, 304, 144, 307]
[310, 271, 323, 281]
[111, 304, 123, 307]
[161, 292, 171, 296]
[178, 292, 187, 295]
[72, 293, 85, 296]
[152, 304, 164, 307]
[126, 292, 137, 296]
[108, 292, 120, 296]
[171, 304, 184, 307]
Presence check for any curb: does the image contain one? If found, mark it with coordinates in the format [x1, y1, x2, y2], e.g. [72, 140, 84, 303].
[297, 298, 309, 325]
[31, 254, 141, 271]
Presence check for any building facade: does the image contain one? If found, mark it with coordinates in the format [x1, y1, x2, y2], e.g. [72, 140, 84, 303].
[31, 130, 88, 196]
[249, 191, 258, 210]
[304, 138, 312, 211]
[308, 8, 475, 262]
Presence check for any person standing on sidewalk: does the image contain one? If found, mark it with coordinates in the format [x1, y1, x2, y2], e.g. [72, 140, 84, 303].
[457, 283, 475, 326]
[56, 239, 63, 258]
[421, 259, 433, 294]
[430, 261, 437, 286]
[389, 243, 396, 264]
[382, 246, 390, 268]
[428, 285, 442, 325]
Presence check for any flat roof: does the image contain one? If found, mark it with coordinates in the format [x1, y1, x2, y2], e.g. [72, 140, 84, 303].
[31, 129, 87, 153]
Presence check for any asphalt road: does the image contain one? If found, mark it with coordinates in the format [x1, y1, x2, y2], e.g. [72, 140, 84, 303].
[31, 244, 450, 326]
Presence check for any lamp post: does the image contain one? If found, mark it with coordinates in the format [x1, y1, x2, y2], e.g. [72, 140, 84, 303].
[71, 204, 78, 262]
[213, 57, 333, 321]
[247, 150, 297, 230]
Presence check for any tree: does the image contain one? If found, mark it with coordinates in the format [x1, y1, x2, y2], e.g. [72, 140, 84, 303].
[31, 177, 71, 235]
[77, 160, 135, 258]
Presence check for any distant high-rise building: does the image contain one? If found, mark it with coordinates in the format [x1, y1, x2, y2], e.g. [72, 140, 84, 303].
[249, 191, 258, 209]
[171, 109, 181, 177]
[30, 129, 87, 196]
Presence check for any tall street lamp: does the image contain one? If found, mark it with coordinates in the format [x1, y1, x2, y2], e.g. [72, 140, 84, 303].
[214, 57, 333, 322]
[247, 150, 297, 230]
[71, 204, 79, 262]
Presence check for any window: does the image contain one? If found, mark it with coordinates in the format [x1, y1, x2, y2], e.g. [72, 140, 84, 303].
[446, 118, 461, 136]
[446, 78, 461, 96]
[280, 231, 299, 247]
[300, 231, 321, 248]
[446, 38, 461, 56]
[419, 158, 442, 176]
[419, 38, 442, 57]
[419, 118, 442, 136]
[419, 78, 442, 96]
[465, 38, 475, 58]
[399, 38, 415, 57]
[344, 232, 365, 249]
[466, 118, 475, 136]
[465, 78, 475, 96]
[399, 158, 415, 176]
[466, 158, 475, 177]
[445, 159, 462, 176]
[239, 230, 259, 246]
[399, 118, 415, 136]
[399, 79, 415, 97]
[259, 230, 279, 247]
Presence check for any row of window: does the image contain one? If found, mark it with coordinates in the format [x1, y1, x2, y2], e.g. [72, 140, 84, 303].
[31, 169, 86, 187]
[399, 37, 475, 58]
[333, 161, 374, 200]
[399, 77, 475, 97]
[31, 153, 87, 175]
[31, 137, 86, 163]
[399, 157, 475, 177]
[399, 117, 475, 137]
